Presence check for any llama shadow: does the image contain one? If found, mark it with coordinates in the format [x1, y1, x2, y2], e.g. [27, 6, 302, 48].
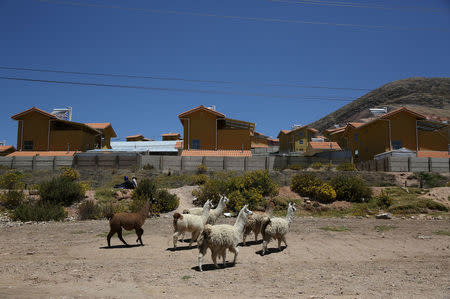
[255, 246, 286, 256]
[239, 240, 263, 247]
[99, 244, 143, 249]
[166, 246, 195, 252]
[191, 262, 236, 272]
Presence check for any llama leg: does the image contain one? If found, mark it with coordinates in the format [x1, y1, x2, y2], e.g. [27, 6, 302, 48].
[173, 232, 180, 248]
[117, 229, 129, 246]
[135, 228, 144, 245]
[190, 231, 199, 247]
[282, 236, 287, 247]
[262, 240, 268, 255]
[277, 238, 282, 250]
[254, 230, 258, 242]
[229, 246, 238, 265]
[212, 251, 218, 268]
[198, 252, 205, 272]
[222, 250, 227, 268]
[107, 230, 115, 247]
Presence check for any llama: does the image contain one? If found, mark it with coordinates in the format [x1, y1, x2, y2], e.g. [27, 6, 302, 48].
[197, 205, 253, 271]
[106, 199, 151, 247]
[260, 202, 296, 255]
[185, 196, 229, 224]
[172, 200, 213, 248]
[242, 199, 275, 245]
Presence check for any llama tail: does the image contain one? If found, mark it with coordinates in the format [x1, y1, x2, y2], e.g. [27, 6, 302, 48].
[173, 212, 183, 230]
[261, 217, 271, 239]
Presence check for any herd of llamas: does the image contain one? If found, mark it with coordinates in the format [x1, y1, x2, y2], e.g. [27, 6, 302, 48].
[106, 196, 296, 271]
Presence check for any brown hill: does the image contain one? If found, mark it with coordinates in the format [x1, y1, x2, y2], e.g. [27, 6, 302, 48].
[311, 77, 450, 132]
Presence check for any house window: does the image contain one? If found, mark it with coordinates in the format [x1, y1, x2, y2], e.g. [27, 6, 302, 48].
[24, 140, 33, 150]
[299, 140, 303, 145]
[354, 133, 358, 142]
[299, 132, 303, 137]
[392, 140, 402, 150]
[191, 139, 200, 149]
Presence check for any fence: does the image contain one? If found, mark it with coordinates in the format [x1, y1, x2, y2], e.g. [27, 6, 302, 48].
[0, 154, 351, 172]
[358, 157, 450, 173]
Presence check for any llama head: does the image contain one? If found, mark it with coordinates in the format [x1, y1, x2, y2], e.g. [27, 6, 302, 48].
[221, 195, 229, 204]
[241, 205, 253, 217]
[204, 199, 214, 210]
[288, 202, 297, 212]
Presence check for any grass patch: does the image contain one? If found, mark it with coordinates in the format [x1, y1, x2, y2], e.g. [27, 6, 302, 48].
[96, 230, 135, 238]
[72, 230, 87, 234]
[375, 225, 396, 232]
[319, 226, 351, 232]
[434, 230, 450, 236]
[181, 275, 192, 280]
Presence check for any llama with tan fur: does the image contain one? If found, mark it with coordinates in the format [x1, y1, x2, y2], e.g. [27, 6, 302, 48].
[197, 205, 253, 271]
[106, 200, 151, 247]
[172, 199, 213, 248]
[260, 202, 296, 255]
[184, 196, 229, 224]
[242, 199, 275, 245]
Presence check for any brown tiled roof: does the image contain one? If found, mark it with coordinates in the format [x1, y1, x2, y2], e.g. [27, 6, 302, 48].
[11, 107, 57, 120]
[348, 122, 365, 128]
[309, 142, 341, 150]
[251, 144, 269, 148]
[417, 151, 450, 158]
[126, 134, 144, 139]
[329, 128, 346, 135]
[0, 145, 15, 152]
[178, 105, 225, 118]
[162, 133, 180, 137]
[324, 127, 345, 133]
[85, 123, 117, 137]
[181, 150, 252, 157]
[8, 151, 80, 157]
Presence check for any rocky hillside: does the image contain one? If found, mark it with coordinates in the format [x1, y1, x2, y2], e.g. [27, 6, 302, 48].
[311, 77, 450, 132]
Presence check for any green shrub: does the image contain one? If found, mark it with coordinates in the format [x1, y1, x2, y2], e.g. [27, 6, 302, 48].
[0, 171, 25, 190]
[375, 191, 392, 208]
[39, 177, 84, 206]
[336, 162, 356, 171]
[191, 174, 209, 185]
[290, 173, 323, 197]
[78, 200, 101, 220]
[330, 175, 372, 203]
[192, 170, 279, 212]
[197, 164, 208, 174]
[154, 189, 179, 213]
[12, 201, 67, 221]
[388, 199, 448, 214]
[132, 178, 157, 201]
[311, 162, 322, 169]
[325, 163, 333, 170]
[0, 190, 25, 209]
[60, 167, 80, 181]
[308, 183, 337, 203]
[414, 172, 447, 188]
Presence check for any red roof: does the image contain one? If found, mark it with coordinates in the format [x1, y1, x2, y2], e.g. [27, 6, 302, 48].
[181, 150, 252, 157]
[178, 106, 225, 118]
[85, 123, 117, 137]
[162, 133, 180, 137]
[8, 151, 80, 157]
[348, 122, 365, 128]
[0, 145, 15, 153]
[309, 142, 341, 150]
[417, 151, 450, 158]
[251, 144, 269, 148]
[11, 107, 57, 120]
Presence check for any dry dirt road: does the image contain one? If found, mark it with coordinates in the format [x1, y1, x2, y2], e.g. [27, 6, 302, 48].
[0, 216, 449, 298]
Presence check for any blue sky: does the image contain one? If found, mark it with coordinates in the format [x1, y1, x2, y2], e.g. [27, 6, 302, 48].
[1, 0, 449, 145]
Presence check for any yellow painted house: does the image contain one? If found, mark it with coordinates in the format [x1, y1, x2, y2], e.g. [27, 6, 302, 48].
[277, 125, 318, 154]
[339, 107, 449, 162]
[11, 107, 116, 152]
[178, 106, 255, 155]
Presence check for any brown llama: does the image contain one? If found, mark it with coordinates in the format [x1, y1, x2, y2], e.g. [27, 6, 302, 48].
[106, 200, 151, 247]
[242, 199, 275, 245]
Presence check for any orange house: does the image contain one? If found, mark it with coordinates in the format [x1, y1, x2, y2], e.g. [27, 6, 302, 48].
[340, 107, 449, 162]
[277, 125, 318, 154]
[126, 134, 152, 142]
[162, 133, 181, 141]
[11, 107, 113, 152]
[85, 123, 117, 149]
[178, 106, 255, 155]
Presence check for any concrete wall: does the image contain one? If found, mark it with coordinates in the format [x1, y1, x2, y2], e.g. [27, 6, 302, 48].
[0, 156, 74, 171]
[358, 156, 449, 173]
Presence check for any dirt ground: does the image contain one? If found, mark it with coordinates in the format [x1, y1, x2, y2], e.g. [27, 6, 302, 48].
[1, 215, 449, 298]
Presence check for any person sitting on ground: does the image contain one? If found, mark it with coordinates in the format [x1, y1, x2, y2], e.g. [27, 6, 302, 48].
[114, 176, 136, 189]
[132, 176, 138, 189]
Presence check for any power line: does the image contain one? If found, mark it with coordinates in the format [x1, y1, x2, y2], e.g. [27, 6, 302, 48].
[38, 0, 449, 32]
[0, 76, 354, 102]
[0, 66, 370, 91]
[269, 0, 448, 13]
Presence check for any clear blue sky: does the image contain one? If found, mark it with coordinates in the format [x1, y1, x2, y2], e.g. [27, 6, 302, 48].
[1, 0, 449, 145]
